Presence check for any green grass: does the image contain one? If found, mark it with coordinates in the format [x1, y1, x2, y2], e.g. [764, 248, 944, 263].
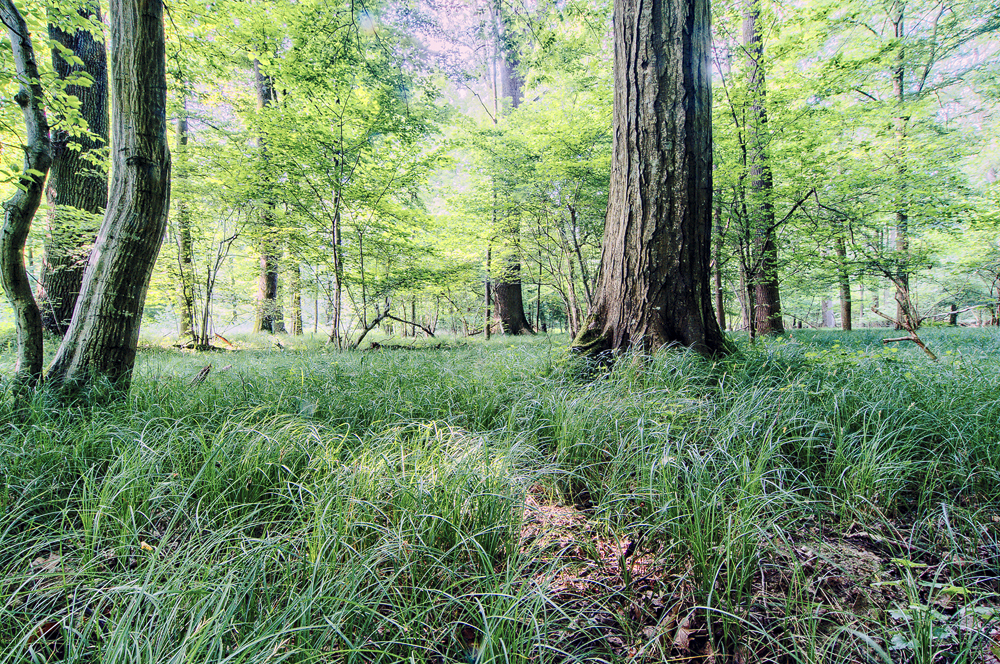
[0, 328, 998, 662]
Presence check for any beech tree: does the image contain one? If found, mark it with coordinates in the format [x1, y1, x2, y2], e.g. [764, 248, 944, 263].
[572, 0, 728, 356]
[47, 0, 171, 391]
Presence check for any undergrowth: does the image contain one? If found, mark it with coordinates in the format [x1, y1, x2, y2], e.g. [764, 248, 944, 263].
[0, 328, 997, 662]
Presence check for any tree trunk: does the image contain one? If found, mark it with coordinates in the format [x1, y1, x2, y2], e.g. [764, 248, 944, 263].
[1, 0, 51, 385]
[571, 0, 727, 357]
[289, 260, 302, 335]
[891, 2, 910, 327]
[744, 0, 783, 336]
[174, 105, 196, 341]
[714, 201, 726, 330]
[835, 233, 852, 331]
[37, 2, 108, 336]
[252, 58, 284, 334]
[489, 2, 533, 336]
[47, 0, 171, 392]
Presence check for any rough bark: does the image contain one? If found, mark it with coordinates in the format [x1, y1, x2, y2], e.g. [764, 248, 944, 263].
[252, 58, 284, 334]
[1, 0, 51, 385]
[744, 0, 783, 335]
[47, 0, 171, 392]
[571, 0, 727, 357]
[37, 2, 108, 336]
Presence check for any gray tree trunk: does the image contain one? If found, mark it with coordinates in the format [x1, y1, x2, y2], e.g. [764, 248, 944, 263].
[1, 0, 51, 385]
[571, 0, 727, 357]
[47, 0, 171, 392]
[744, 0, 783, 335]
[174, 105, 197, 341]
[252, 59, 285, 334]
[37, 2, 108, 336]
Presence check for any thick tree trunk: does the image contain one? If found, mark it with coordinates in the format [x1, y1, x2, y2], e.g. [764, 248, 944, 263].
[744, 0, 783, 335]
[252, 59, 284, 334]
[1, 0, 51, 385]
[47, 0, 171, 392]
[489, 2, 533, 336]
[571, 0, 727, 357]
[835, 234, 852, 331]
[37, 2, 108, 336]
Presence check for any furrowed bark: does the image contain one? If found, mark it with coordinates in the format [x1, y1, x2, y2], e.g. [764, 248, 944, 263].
[571, 0, 727, 357]
[37, 2, 108, 335]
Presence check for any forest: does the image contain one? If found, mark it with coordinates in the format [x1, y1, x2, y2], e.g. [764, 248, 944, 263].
[1, 0, 999, 661]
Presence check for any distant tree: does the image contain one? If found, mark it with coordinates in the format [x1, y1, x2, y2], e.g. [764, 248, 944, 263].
[47, 0, 171, 392]
[572, 0, 728, 357]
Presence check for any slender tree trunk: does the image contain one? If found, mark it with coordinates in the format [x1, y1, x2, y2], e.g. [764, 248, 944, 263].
[744, 0, 783, 335]
[252, 59, 284, 333]
[891, 3, 911, 327]
[484, 241, 492, 339]
[713, 200, 726, 330]
[289, 260, 302, 335]
[1, 0, 51, 385]
[47, 0, 171, 392]
[37, 2, 108, 336]
[835, 234, 852, 331]
[571, 0, 727, 357]
[174, 105, 196, 341]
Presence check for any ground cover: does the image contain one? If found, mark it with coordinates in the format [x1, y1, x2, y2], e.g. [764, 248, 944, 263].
[0, 328, 998, 662]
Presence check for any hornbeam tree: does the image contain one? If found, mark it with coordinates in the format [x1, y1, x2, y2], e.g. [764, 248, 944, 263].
[572, 0, 728, 357]
[1, 0, 51, 385]
[47, 0, 171, 392]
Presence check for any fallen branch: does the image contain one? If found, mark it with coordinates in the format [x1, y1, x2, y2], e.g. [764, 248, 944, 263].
[190, 364, 212, 385]
[872, 302, 937, 361]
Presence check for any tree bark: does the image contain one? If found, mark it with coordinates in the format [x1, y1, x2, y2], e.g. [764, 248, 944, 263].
[37, 2, 108, 336]
[289, 259, 302, 335]
[835, 233, 852, 331]
[571, 0, 727, 357]
[47, 0, 171, 392]
[1, 0, 51, 385]
[489, 1, 533, 335]
[744, 0, 783, 335]
[173, 104, 196, 341]
[892, 3, 910, 327]
[252, 58, 284, 334]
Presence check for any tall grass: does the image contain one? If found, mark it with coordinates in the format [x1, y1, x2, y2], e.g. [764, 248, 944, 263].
[0, 328, 997, 661]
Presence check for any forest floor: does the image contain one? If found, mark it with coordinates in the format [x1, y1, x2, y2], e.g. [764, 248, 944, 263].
[0, 327, 998, 663]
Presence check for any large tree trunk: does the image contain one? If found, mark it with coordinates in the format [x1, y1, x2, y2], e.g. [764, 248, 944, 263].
[47, 0, 171, 392]
[252, 59, 284, 334]
[489, 2, 533, 335]
[571, 0, 727, 357]
[37, 2, 108, 336]
[1, 0, 51, 386]
[744, 0, 783, 335]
